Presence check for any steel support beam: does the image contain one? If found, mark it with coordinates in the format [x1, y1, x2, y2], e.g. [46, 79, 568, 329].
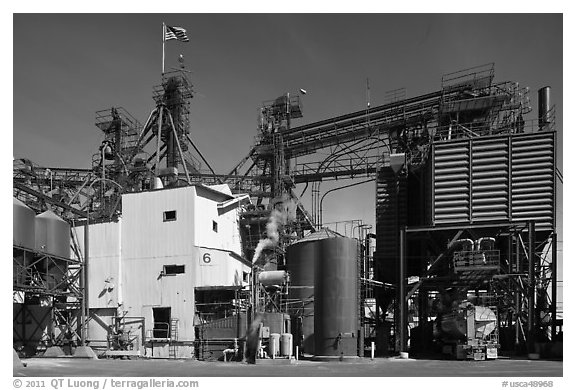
[551, 232, 558, 340]
[527, 221, 535, 352]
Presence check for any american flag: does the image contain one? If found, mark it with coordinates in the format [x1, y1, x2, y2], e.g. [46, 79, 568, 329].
[165, 25, 189, 42]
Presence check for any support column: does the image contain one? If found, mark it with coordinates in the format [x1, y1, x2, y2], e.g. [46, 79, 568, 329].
[81, 221, 89, 346]
[399, 226, 407, 353]
[551, 232, 558, 340]
[515, 234, 521, 351]
[527, 221, 535, 353]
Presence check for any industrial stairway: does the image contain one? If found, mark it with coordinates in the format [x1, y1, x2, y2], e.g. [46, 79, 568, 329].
[169, 318, 179, 359]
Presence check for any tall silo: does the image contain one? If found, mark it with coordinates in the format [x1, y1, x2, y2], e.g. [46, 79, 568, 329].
[285, 228, 342, 355]
[13, 198, 35, 249]
[314, 236, 360, 358]
[35, 210, 71, 258]
[13, 198, 36, 286]
[35, 210, 71, 289]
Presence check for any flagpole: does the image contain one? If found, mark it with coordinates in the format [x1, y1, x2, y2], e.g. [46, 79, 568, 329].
[162, 23, 166, 75]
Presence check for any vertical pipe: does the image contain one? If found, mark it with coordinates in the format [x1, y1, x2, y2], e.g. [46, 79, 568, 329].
[371, 341, 375, 360]
[515, 234, 521, 350]
[551, 232, 558, 340]
[418, 288, 427, 353]
[81, 220, 89, 346]
[155, 107, 164, 176]
[161, 23, 165, 75]
[399, 226, 407, 352]
[468, 139, 473, 223]
[101, 148, 106, 211]
[358, 239, 364, 357]
[527, 221, 535, 352]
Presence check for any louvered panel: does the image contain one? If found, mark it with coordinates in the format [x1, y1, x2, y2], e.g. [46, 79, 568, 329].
[510, 132, 555, 230]
[433, 141, 470, 224]
[471, 139, 509, 221]
[430, 132, 555, 231]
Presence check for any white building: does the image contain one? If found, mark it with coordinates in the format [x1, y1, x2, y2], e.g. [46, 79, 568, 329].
[73, 184, 251, 358]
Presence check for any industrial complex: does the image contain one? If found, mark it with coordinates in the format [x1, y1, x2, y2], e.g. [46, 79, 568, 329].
[13, 54, 562, 369]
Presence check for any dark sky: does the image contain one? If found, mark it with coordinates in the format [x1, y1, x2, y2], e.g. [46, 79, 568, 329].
[12, 13, 563, 235]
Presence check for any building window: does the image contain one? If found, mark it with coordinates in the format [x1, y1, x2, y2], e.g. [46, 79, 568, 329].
[152, 307, 171, 339]
[163, 210, 177, 222]
[212, 220, 218, 232]
[163, 264, 185, 275]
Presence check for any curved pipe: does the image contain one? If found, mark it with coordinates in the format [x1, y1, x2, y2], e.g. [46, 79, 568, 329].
[318, 178, 374, 227]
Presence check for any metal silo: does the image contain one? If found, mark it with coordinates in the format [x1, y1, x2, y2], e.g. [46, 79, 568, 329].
[286, 228, 342, 355]
[314, 236, 359, 358]
[13, 198, 35, 249]
[35, 210, 71, 259]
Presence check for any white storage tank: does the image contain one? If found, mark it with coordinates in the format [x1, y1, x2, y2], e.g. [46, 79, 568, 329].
[280, 333, 293, 357]
[13, 198, 35, 249]
[269, 333, 280, 358]
[35, 210, 71, 259]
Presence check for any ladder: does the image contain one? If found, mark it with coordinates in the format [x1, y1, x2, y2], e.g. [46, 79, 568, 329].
[169, 318, 179, 359]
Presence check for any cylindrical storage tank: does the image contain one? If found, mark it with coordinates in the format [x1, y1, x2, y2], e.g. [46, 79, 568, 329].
[269, 333, 280, 358]
[258, 270, 288, 287]
[35, 210, 71, 259]
[13, 198, 36, 249]
[314, 237, 359, 358]
[286, 228, 342, 355]
[538, 86, 551, 129]
[280, 333, 293, 357]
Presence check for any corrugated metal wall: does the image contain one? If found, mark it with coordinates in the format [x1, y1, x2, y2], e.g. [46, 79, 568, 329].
[73, 186, 248, 343]
[73, 221, 122, 308]
[432, 132, 555, 230]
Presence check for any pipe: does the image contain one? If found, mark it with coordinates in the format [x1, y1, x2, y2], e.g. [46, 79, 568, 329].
[551, 233, 558, 340]
[81, 218, 89, 345]
[515, 234, 521, 350]
[399, 225, 407, 353]
[538, 86, 551, 130]
[527, 221, 535, 352]
[318, 178, 373, 227]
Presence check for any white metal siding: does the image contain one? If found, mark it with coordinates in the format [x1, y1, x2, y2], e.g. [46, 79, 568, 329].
[72, 221, 121, 308]
[193, 189, 242, 253]
[195, 248, 251, 287]
[122, 187, 195, 260]
[122, 253, 196, 340]
[75, 185, 249, 343]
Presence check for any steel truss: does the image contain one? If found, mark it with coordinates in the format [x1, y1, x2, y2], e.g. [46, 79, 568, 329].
[13, 245, 84, 356]
[398, 221, 558, 355]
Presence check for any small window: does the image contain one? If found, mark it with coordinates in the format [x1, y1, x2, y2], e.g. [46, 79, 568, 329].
[163, 210, 177, 222]
[212, 220, 218, 232]
[243, 271, 250, 283]
[163, 264, 185, 275]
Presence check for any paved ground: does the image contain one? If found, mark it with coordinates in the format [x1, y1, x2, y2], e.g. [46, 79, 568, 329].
[14, 357, 562, 377]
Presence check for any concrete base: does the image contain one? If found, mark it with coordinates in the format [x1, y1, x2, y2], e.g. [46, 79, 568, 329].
[251, 357, 297, 365]
[43, 346, 65, 358]
[73, 346, 99, 359]
[311, 355, 361, 362]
